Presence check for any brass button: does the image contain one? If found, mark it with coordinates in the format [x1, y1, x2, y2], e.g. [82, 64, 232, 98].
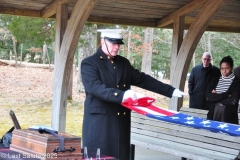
[114, 92, 118, 96]
[117, 85, 119, 88]
[100, 56, 103, 59]
[124, 112, 126, 115]
[123, 84, 126, 87]
[114, 67, 116, 69]
[118, 112, 120, 115]
[111, 61, 114, 64]
[108, 56, 111, 59]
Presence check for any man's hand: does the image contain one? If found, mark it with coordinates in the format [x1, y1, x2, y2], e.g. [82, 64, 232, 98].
[212, 89, 216, 93]
[172, 89, 188, 97]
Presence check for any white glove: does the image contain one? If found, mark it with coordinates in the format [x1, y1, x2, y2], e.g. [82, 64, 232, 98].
[172, 89, 188, 97]
[122, 90, 146, 102]
[135, 92, 145, 99]
[122, 90, 137, 102]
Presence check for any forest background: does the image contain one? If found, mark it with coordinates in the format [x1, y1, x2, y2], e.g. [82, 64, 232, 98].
[0, 15, 240, 137]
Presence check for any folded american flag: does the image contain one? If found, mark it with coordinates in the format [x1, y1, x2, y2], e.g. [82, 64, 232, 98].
[122, 97, 240, 136]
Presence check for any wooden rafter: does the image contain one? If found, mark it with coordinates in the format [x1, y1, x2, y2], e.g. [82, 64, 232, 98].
[185, 16, 240, 33]
[0, 7, 40, 17]
[169, 0, 230, 111]
[157, 0, 208, 28]
[87, 16, 156, 28]
[42, 0, 75, 18]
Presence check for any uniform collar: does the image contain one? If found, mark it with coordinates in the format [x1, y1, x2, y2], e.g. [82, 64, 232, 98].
[97, 46, 119, 60]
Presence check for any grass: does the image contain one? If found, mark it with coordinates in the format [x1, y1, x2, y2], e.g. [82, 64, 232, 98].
[0, 100, 84, 138]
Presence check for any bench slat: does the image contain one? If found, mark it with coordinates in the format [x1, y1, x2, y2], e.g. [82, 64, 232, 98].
[131, 126, 239, 155]
[131, 134, 235, 160]
[131, 112, 240, 143]
[131, 111, 240, 160]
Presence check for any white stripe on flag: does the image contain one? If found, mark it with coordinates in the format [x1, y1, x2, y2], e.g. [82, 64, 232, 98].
[135, 106, 168, 116]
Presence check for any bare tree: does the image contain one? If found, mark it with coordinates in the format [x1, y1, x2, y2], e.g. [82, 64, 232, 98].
[127, 28, 132, 60]
[12, 36, 18, 68]
[42, 42, 47, 64]
[20, 43, 23, 67]
[141, 28, 153, 75]
[77, 24, 96, 93]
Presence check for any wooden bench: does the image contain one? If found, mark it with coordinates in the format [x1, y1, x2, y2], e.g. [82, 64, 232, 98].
[130, 110, 240, 160]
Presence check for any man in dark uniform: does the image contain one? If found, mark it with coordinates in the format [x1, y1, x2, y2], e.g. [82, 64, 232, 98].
[188, 52, 220, 110]
[81, 29, 187, 160]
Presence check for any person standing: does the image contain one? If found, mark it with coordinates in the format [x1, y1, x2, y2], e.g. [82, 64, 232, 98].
[234, 65, 240, 112]
[206, 56, 240, 124]
[188, 52, 220, 110]
[81, 29, 187, 160]
[234, 65, 240, 79]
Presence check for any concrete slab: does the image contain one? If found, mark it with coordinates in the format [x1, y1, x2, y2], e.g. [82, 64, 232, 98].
[134, 146, 181, 160]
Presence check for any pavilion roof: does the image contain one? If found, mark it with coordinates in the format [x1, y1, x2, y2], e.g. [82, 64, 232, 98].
[0, 0, 239, 33]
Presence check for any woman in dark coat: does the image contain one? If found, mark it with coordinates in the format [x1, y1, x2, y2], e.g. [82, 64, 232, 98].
[206, 56, 240, 124]
[81, 29, 187, 160]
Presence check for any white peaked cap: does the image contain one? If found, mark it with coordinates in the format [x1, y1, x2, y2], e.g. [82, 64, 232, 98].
[97, 29, 127, 39]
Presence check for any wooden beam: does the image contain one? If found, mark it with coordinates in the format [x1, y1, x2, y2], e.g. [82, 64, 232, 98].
[185, 16, 240, 33]
[170, 16, 184, 81]
[52, 0, 98, 132]
[87, 16, 156, 28]
[51, 4, 68, 132]
[169, 0, 230, 111]
[157, 0, 208, 28]
[169, 16, 185, 111]
[41, 0, 75, 18]
[0, 7, 41, 17]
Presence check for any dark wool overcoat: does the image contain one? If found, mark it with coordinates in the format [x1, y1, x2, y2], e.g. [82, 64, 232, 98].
[188, 63, 220, 110]
[81, 47, 175, 160]
[206, 76, 240, 124]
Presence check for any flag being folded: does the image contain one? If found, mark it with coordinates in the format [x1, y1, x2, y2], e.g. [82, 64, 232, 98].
[122, 97, 240, 136]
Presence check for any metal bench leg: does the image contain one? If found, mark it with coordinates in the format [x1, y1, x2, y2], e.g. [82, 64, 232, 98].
[130, 144, 135, 160]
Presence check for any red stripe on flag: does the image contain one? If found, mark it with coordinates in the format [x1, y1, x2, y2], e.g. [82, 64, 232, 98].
[121, 97, 176, 116]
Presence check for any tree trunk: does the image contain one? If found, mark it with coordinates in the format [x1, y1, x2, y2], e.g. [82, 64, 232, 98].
[127, 29, 132, 60]
[77, 24, 96, 93]
[42, 42, 47, 64]
[77, 47, 85, 93]
[20, 43, 23, 67]
[9, 50, 12, 60]
[67, 67, 73, 100]
[12, 37, 18, 68]
[141, 28, 153, 75]
[207, 32, 213, 65]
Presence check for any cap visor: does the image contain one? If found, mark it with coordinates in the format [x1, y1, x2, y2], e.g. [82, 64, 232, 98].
[105, 37, 124, 44]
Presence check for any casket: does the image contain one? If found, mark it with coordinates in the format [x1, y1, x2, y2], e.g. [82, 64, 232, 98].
[10, 129, 82, 160]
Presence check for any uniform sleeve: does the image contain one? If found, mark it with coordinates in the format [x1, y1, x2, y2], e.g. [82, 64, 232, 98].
[81, 59, 124, 104]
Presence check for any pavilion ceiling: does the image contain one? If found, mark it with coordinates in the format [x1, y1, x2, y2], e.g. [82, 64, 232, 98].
[0, 0, 239, 32]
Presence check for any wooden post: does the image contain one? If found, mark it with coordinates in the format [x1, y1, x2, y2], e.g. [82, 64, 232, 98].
[169, 16, 184, 111]
[169, 0, 230, 111]
[52, 0, 98, 132]
[52, 3, 68, 132]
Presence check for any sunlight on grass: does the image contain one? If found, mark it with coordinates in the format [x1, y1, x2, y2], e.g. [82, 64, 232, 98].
[0, 101, 84, 138]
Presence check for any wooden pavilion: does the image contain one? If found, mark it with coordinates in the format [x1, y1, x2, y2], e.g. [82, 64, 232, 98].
[0, 0, 239, 132]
